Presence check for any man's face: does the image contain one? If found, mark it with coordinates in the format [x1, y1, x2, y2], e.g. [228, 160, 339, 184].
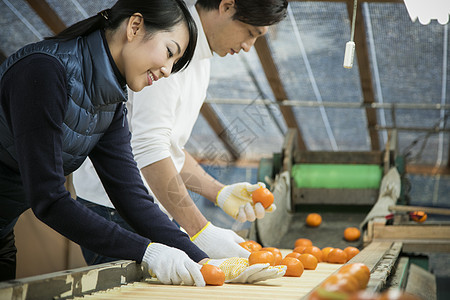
[206, 4, 268, 57]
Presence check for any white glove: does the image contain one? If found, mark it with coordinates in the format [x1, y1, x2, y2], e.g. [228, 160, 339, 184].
[141, 243, 205, 286]
[205, 257, 286, 284]
[191, 222, 251, 259]
[216, 182, 276, 222]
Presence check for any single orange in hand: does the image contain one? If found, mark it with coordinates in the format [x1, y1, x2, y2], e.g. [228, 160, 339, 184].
[251, 187, 274, 209]
[344, 227, 361, 241]
[294, 238, 313, 248]
[298, 253, 318, 270]
[262, 247, 282, 265]
[338, 263, 370, 290]
[303, 246, 323, 262]
[321, 247, 334, 262]
[306, 213, 322, 227]
[344, 246, 360, 261]
[327, 248, 348, 264]
[200, 264, 225, 286]
[248, 250, 275, 266]
[239, 240, 262, 252]
[280, 257, 304, 277]
[285, 252, 301, 259]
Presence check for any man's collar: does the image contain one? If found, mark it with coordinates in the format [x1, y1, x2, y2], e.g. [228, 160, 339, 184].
[189, 5, 213, 61]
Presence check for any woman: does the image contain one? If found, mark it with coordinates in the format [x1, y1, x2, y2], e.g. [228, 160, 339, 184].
[0, 0, 205, 284]
[0, 0, 285, 287]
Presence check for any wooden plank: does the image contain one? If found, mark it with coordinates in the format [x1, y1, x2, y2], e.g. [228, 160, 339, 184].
[402, 241, 450, 254]
[365, 242, 402, 292]
[200, 103, 240, 160]
[406, 164, 450, 175]
[388, 205, 450, 216]
[345, 0, 380, 151]
[405, 264, 436, 300]
[254, 36, 306, 151]
[348, 241, 393, 272]
[25, 0, 66, 34]
[372, 224, 450, 240]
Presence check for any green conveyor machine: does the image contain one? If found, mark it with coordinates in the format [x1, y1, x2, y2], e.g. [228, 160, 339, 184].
[257, 128, 400, 210]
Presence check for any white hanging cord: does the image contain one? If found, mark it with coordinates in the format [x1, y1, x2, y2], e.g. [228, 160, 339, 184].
[343, 0, 358, 68]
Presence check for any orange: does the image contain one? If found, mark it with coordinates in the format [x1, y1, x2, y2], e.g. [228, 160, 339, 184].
[344, 227, 361, 242]
[344, 246, 360, 261]
[306, 213, 322, 227]
[319, 272, 360, 294]
[303, 246, 323, 262]
[327, 248, 348, 264]
[298, 253, 318, 270]
[338, 263, 370, 290]
[410, 211, 427, 223]
[262, 247, 282, 265]
[200, 264, 225, 286]
[239, 240, 262, 252]
[251, 187, 274, 209]
[280, 257, 304, 277]
[285, 252, 301, 259]
[295, 238, 313, 248]
[248, 250, 275, 266]
[321, 247, 334, 262]
[293, 246, 306, 254]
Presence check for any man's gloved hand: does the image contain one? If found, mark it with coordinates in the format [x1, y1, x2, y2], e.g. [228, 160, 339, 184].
[205, 257, 286, 284]
[216, 182, 276, 222]
[191, 222, 250, 259]
[141, 243, 205, 286]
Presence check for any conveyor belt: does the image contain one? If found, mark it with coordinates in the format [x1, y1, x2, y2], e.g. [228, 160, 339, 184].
[76, 250, 342, 300]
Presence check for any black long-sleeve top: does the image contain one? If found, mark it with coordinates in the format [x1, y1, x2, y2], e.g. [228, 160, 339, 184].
[0, 51, 207, 263]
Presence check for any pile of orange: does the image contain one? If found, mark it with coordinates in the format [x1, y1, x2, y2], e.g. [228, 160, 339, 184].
[239, 235, 366, 283]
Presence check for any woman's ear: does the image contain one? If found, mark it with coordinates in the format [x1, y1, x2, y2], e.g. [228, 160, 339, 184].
[218, 0, 235, 16]
[127, 13, 144, 42]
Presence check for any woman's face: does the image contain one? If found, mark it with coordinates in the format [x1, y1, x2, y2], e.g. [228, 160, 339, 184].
[118, 16, 189, 92]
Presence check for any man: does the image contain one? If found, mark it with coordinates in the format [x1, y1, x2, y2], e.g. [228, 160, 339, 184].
[73, 0, 288, 264]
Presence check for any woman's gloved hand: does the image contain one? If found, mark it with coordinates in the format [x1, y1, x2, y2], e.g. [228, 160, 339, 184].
[216, 182, 276, 222]
[141, 243, 205, 286]
[191, 222, 251, 259]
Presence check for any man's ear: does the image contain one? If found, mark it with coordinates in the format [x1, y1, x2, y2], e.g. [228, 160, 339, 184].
[126, 13, 144, 42]
[218, 0, 235, 16]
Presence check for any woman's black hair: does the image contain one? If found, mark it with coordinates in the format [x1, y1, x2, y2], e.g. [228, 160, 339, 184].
[47, 0, 197, 73]
[196, 0, 288, 26]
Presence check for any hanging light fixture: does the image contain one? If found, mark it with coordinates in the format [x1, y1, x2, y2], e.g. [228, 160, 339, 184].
[403, 0, 450, 25]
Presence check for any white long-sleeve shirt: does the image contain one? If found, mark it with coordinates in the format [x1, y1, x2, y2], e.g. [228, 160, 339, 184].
[73, 5, 212, 209]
